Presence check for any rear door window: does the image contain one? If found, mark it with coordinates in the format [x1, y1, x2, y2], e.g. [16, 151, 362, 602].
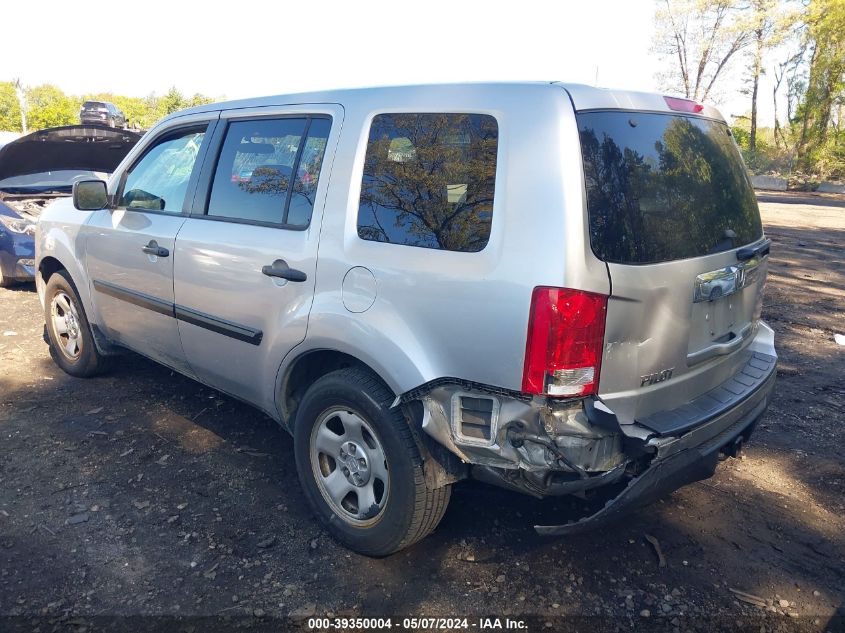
[357, 113, 498, 252]
[206, 117, 331, 227]
[578, 111, 762, 264]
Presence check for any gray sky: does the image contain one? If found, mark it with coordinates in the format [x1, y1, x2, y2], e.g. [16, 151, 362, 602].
[0, 0, 780, 124]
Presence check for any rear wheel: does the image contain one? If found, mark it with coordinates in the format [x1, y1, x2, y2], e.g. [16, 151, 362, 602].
[293, 367, 450, 556]
[44, 270, 110, 377]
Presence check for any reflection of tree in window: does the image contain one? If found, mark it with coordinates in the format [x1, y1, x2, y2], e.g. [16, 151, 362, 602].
[237, 166, 292, 197]
[579, 112, 761, 264]
[208, 118, 330, 226]
[358, 113, 498, 252]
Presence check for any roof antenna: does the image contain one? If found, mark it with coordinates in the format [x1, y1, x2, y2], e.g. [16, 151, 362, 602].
[594, 66, 599, 86]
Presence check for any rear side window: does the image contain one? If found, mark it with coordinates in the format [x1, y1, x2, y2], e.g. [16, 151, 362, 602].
[357, 113, 498, 252]
[207, 117, 330, 227]
[578, 111, 762, 264]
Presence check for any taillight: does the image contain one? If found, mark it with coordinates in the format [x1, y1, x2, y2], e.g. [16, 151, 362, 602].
[664, 96, 704, 113]
[522, 287, 608, 398]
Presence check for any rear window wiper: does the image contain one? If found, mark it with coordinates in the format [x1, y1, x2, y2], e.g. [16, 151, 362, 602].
[736, 238, 771, 261]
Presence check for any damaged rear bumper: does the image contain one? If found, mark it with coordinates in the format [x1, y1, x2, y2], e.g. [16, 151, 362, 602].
[535, 362, 776, 535]
[406, 326, 776, 534]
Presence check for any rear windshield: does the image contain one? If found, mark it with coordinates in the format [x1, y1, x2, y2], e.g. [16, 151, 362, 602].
[83, 102, 106, 109]
[577, 111, 762, 264]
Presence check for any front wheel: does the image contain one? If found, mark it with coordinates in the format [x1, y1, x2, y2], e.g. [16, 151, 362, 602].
[44, 270, 110, 377]
[0, 267, 16, 287]
[293, 367, 450, 556]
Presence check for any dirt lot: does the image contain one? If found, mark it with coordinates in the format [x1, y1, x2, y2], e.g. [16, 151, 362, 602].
[1, 194, 843, 632]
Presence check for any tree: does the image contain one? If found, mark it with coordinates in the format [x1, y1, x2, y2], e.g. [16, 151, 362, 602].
[795, 0, 845, 173]
[0, 82, 22, 132]
[743, 0, 797, 152]
[772, 43, 806, 151]
[25, 84, 77, 130]
[160, 87, 185, 116]
[185, 93, 214, 109]
[653, 0, 754, 102]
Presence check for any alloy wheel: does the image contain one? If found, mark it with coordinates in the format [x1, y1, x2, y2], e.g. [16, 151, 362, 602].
[309, 407, 390, 526]
[50, 291, 83, 360]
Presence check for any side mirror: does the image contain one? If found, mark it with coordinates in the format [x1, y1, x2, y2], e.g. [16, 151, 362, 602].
[73, 180, 109, 211]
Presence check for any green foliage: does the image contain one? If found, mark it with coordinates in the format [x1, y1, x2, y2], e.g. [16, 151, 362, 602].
[795, 0, 845, 176]
[0, 82, 23, 131]
[25, 84, 78, 129]
[0, 82, 219, 133]
[160, 87, 185, 117]
[731, 124, 751, 149]
[185, 93, 215, 109]
[655, 0, 845, 182]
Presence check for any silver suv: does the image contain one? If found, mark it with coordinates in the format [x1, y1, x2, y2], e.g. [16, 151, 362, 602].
[36, 83, 776, 555]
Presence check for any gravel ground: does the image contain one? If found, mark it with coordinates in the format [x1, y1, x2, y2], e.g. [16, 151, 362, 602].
[0, 194, 843, 632]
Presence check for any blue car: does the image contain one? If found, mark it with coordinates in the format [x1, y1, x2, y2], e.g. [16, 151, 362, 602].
[0, 199, 36, 286]
[0, 125, 141, 287]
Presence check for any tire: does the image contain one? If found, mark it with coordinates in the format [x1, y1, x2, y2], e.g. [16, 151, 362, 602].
[44, 270, 110, 377]
[293, 367, 451, 556]
[0, 267, 16, 287]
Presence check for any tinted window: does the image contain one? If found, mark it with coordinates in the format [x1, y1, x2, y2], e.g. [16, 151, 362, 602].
[207, 117, 330, 227]
[118, 128, 206, 213]
[578, 111, 762, 264]
[357, 113, 498, 252]
[286, 118, 331, 226]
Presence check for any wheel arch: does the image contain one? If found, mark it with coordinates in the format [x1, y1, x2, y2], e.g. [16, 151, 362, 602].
[276, 348, 395, 430]
[38, 255, 66, 285]
[275, 347, 467, 491]
[37, 252, 115, 356]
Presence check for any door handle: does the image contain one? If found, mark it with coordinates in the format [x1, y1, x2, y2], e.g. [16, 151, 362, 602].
[142, 240, 169, 258]
[686, 323, 752, 366]
[262, 259, 307, 282]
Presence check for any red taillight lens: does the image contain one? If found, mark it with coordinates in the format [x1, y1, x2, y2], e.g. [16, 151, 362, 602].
[664, 96, 704, 113]
[522, 287, 608, 397]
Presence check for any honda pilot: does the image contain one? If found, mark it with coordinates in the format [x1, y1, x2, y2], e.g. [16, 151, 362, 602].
[35, 83, 776, 555]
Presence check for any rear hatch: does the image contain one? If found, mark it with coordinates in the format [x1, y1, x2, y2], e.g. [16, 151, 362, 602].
[576, 106, 769, 426]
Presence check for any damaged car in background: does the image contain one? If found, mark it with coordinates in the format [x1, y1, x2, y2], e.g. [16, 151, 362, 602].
[0, 125, 140, 286]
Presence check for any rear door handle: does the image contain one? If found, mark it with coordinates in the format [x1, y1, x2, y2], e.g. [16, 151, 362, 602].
[262, 259, 307, 282]
[142, 240, 169, 257]
[686, 323, 753, 366]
